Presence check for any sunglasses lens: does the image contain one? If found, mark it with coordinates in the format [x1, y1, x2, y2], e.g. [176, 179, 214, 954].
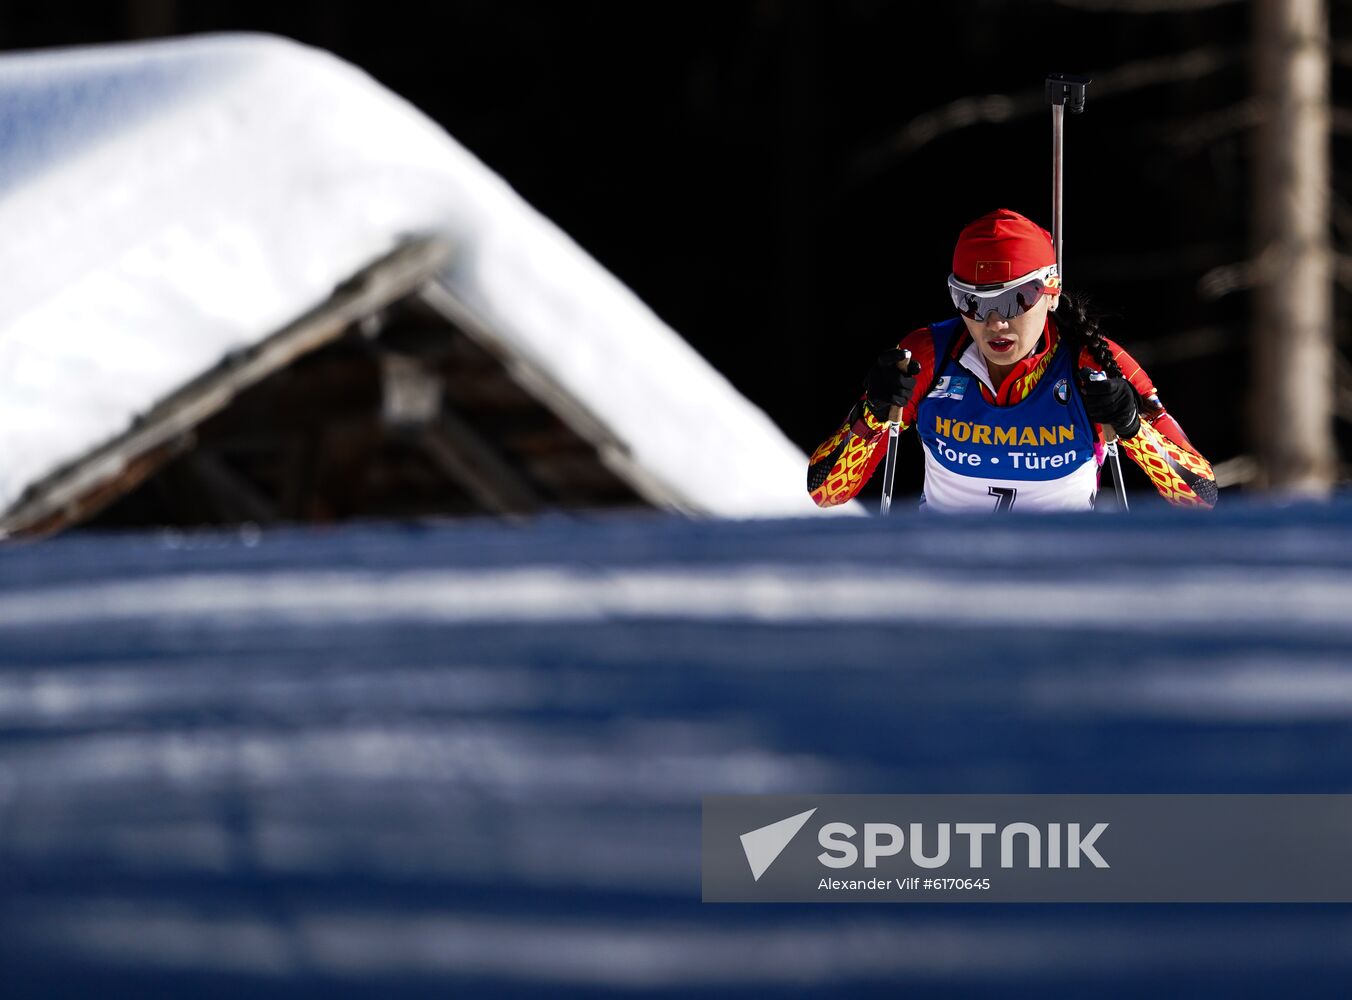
[948, 278, 1047, 321]
[949, 285, 979, 318]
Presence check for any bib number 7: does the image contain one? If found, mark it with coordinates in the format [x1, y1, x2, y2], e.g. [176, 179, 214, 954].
[988, 486, 1017, 512]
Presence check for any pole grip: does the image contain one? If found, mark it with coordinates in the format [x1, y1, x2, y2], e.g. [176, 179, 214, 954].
[886, 349, 913, 423]
[1045, 73, 1091, 112]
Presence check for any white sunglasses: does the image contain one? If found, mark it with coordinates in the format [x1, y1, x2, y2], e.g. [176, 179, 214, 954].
[947, 265, 1060, 321]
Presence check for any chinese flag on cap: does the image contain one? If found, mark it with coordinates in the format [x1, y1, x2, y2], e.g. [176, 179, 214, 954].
[952, 208, 1056, 286]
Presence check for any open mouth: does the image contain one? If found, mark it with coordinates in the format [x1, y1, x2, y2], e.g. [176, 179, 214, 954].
[987, 338, 1015, 353]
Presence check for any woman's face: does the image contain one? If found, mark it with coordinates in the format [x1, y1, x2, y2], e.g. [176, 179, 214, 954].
[960, 293, 1059, 371]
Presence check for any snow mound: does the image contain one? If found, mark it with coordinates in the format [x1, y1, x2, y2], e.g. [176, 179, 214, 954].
[0, 34, 839, 518]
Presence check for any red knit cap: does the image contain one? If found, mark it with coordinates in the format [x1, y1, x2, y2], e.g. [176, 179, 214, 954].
[952, 208, 1056, 286]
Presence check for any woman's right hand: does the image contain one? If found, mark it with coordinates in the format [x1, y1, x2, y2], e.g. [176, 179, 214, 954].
[865, 349, 921, 420]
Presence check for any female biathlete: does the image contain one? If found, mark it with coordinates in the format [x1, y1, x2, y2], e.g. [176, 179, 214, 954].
[807, 209, 1217, 512]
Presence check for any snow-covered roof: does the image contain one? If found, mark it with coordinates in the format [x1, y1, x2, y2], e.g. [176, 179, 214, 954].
[0, 33, 845, 523]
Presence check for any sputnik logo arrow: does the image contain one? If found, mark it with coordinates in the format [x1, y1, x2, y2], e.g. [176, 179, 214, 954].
[740, 808, 817, 881]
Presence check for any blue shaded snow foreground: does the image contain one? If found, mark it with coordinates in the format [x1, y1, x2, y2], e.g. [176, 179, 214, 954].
[2, 504, 1352, 995]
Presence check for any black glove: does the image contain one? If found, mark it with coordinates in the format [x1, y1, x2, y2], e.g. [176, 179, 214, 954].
[1078, 368, 1140, 438]
[865, 349, 922, 421]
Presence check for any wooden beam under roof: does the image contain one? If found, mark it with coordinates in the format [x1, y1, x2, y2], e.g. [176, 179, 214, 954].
[0, 238, 452, 538]
[417, 281, 695, 515]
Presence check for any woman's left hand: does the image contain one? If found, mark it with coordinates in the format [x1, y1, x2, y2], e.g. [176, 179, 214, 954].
[1078, 368, 1141, 438]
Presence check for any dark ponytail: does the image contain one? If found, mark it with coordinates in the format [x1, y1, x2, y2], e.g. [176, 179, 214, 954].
[1053, 291, 1122, 379]
[1055, 291, 1152, 414]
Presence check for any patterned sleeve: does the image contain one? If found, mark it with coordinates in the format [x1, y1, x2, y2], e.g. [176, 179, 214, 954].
[807, 329, 938, 507]
[1085, 339, 1218, 509]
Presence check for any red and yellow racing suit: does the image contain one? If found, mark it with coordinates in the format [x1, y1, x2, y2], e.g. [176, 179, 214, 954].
[807, 318, 1217, 509]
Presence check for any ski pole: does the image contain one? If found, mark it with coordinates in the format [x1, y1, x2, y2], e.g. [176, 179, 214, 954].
[1046, 72, 1128, 512]
[1086, 370, 1131, 511]
[1045, 73, 1089, 282]
[878, 349, 913, 516]
[879, 420, 901, 516]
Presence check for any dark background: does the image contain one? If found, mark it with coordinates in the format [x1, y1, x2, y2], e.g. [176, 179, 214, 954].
[5, 0, 1348, 498]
